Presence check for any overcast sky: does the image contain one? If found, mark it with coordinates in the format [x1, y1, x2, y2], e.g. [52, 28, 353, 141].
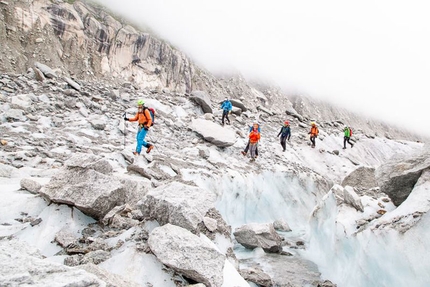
[98, 0, 430, 136]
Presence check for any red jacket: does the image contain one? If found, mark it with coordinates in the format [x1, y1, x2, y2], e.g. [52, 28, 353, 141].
[249, 130, 261, 143]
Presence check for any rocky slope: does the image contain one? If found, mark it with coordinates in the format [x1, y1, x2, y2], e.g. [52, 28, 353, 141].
[1, 1, 430, 286]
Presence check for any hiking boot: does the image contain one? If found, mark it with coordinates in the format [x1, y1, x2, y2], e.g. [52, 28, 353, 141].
[146, 145, 154, 153]
[241, 151, 246, 156]
[133, 151, 140, 155]
[351, 144, 354, 148]
[250, 158, 255, 162]
[343, 147, 346, 149]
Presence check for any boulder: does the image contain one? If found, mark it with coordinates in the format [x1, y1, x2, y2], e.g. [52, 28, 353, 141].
[64, 77, 81, 91]
[233, 223, 283, 253]
[0, 239, 105, 286]
[230, 99, 247, 112]
[190, 91, 213, 114]
[39, 154, 126, 219]
[375, 148, 430, 206]
[34, 62, 57, 78]
[78, 263, 141, 287]
[342, 166, 377, 189]
[239, 266, 273, 287]
[138, 182, 216, 233]
[191, 118, 236, 147]
[273, 219, 291, 232]
[257, 106, 274, 116]
[231, 106, 242, 115]
[20, 178, 42, 194]
[148, 224, 225, 287]
[343, 186, 364, 212]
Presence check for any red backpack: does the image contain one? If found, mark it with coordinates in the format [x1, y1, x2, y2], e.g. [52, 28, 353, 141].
[144, 107, 155, 126]
[349, 127, 353, 136]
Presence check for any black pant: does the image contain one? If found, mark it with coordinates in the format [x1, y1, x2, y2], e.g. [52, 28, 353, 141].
[222, 110, 230, 125]
[344, 136, 353, 148]
[244, 141, 258, 155]
[280, 136, 288, 151]
[310, 136, 316, 147]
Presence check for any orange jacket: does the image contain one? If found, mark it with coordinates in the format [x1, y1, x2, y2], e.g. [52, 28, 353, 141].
[129, 108, 152, 127]
[310, 126, 319, 136]
[249, 130, 261, 143]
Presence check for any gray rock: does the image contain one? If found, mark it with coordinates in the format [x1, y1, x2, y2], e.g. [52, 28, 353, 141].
[342, 166, 377, 189]
[203, 217, 218, 232]
[89, 119, 106, 130]
[191, 118, 236, 147]
[78, 263, 141, 287]
[376, 148, 430, 206]
[273, 219, 292, 232]
[55, 228, 79, 248]
[20, 178, 42, 194]
[39, 154, 125, 219]
[233, 223, 283, 253]
[138, 182, 216, 233]
[34, 62, 57, 78]
[257, 106, 274, 116]
[343, 186, 364, 212]
[230, 98, 247, 112]
[0, 163, 16, 178]
[82, 250, 111, 265]
[11, 95, 32, 110]
[64, 153, 113, 175]
[0, 239, 105, 286]
[64, 77, 81, 91]
[148, 224, 225, 287]
[239, 267, 273, 287]
[190, 91, 213, 114]
[34, 67, 46, 82]
[3, 109, 26, 121]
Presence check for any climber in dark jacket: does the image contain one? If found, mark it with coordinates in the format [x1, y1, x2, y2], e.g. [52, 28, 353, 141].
[277, 121, 291, 152]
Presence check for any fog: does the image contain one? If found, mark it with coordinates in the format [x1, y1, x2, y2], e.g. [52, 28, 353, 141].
[96, 0, 430, 137]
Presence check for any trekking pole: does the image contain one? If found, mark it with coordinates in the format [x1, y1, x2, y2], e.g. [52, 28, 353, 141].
[123, 112, 126, 150]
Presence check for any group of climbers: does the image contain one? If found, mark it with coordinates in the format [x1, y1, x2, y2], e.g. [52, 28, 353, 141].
[124, 98, 354, 159]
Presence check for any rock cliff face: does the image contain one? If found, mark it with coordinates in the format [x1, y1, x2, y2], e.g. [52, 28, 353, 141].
[0, 0, 425, 141]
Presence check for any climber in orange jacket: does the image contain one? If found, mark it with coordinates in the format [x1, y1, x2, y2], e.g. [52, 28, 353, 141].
[248, 123, 261, 161]
[308, 122, 319, 148]
[124, 99, 154, 155]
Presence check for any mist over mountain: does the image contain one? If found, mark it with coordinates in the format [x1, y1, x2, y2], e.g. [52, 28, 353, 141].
[1, 1, 430, 287]
[95, 0, 430, 138]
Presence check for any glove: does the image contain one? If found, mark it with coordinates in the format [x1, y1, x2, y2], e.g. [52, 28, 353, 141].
[144, 126, 149, 131]
[124, 117, 129, 121]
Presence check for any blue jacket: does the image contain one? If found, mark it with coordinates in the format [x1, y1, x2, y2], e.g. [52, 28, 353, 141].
[249, 126, 261, 133]
[221, 100, 232, 111]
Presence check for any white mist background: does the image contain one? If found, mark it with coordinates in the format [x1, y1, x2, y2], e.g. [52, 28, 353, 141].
[96, 0, 430, 137]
